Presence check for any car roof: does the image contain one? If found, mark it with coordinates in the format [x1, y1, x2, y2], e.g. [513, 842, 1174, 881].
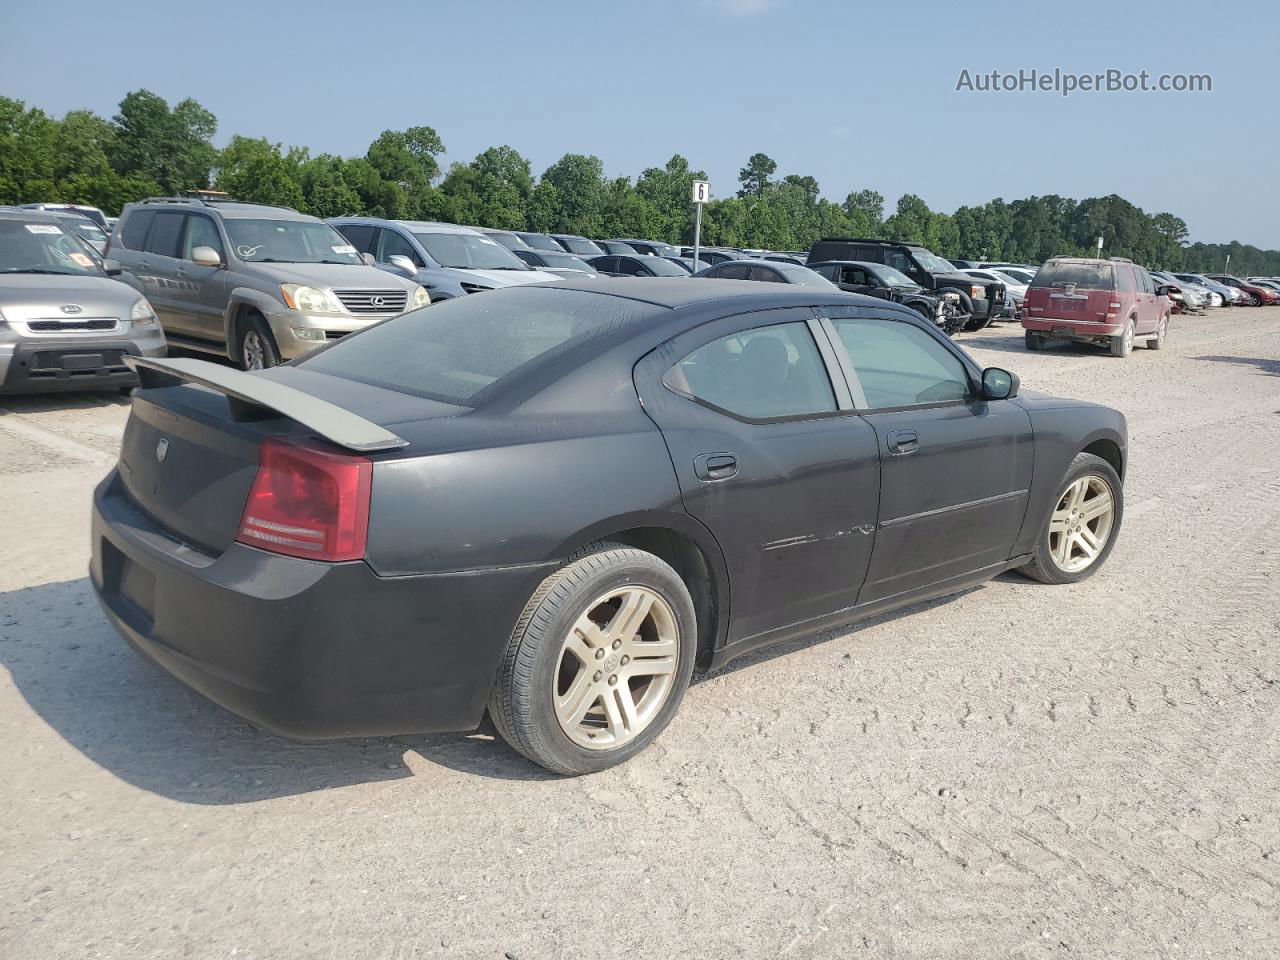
[547, 276, 864, 311]
[130, 198, 315, 221]
[0, 208, 61, 224]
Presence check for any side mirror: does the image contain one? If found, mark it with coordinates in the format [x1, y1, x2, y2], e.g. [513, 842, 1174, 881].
[1156, 284, 1174, 297]
[981, 367, 1019, 400]
[191, 245, 222, 268]
[100, 258, 123, 277]
[388, 254, 417, 277]
[361, 252, 375, 267]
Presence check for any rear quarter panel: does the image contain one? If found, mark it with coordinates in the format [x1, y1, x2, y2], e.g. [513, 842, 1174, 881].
[364, 414, 688, 577]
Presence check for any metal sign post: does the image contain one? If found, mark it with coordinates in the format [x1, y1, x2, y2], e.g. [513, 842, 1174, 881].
[691, 180, 710, 269]
[1096, 235, 1104, 257]
[1225, 253, 1231, 272]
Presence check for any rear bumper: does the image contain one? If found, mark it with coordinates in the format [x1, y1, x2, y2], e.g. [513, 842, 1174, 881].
[0, 334, 166, 393]
[91, 470, 555, 738]
[1021, 316, 1124, 338]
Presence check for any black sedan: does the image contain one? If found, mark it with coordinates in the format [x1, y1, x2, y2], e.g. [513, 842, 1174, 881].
[93, 281, 1127, 775]
[809, 260, 970, 334]
[587, 253, 689, 277]
[693, 258, 838, 289]
[512, 248, 599, 278]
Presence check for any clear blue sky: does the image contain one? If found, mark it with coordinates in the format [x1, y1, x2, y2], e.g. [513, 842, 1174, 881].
[3, 0, 1276, 247]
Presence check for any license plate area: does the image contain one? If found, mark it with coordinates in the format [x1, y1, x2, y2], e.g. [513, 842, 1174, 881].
[102, 539, 156, 630]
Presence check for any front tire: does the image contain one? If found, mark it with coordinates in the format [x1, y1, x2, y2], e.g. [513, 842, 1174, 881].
[489, 542, 697, 775]
[238, 314, 281, 371]
[1147, 313, 1169, 349]
[1020, 452, 1123, 584]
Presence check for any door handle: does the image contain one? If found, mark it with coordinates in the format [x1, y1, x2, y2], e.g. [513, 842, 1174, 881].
[694, 452, 738, 481]
[887, 430, 919, 455]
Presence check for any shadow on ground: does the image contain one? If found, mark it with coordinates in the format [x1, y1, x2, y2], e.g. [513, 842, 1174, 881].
[1193, 354, 1280, 376]
[1, 575, 984, 803]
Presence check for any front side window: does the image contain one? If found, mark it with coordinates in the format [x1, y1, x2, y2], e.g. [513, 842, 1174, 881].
[183, 214, 224, 260]
[378, 229, 423, 267]
[0, 219, 104, 276]
[223, 218, 362, 264]
[831, 317, 971, 410]
[663, 321, 836, 420]
[412, 231, 525, 270]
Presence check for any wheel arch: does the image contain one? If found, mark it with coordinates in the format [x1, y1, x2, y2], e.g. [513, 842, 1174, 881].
[223, 291, 279, 362]
[1081, 435, 1125, 481]
[551, 511, 731, 669]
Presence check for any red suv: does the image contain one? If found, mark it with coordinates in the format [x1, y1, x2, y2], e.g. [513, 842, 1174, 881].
[1022, 257, 1170, 357]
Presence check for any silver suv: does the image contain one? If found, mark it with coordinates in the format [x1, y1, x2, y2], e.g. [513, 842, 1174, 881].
[0, 208, 166, 394]
[108, 197, 429, 369]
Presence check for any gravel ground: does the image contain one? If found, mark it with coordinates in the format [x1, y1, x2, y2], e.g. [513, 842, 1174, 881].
[1, 309, 1278, 959]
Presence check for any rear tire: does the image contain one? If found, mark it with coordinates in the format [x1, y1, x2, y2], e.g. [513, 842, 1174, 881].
[1110, 318, 1134, 358]
[489, 542, 697, 775]
[1021, 452, 1124, 585]
[238, 314, 280, 371]
[1025, 331, 1044, 351]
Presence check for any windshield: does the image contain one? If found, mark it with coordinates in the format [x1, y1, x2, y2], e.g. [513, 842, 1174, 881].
[1031, 261, 1115, 291]
[539, 252, 594, 271]
[519, 233, 563, 252]
[300, 287, 664, 406]
[642, 257, 689, 276]
[991, 270, 1027, 287]
[62, 219, 107, 247]
[876, 265, 916, 287]
[913, 248, 957, 274]
[557, 237, 603, 256]
[224, 218, 362, 264]
[779, 265, 838, 289]
[414, 232, 527, 270]
[999, 268, 1035, 284]
[0, 219, 104, 275]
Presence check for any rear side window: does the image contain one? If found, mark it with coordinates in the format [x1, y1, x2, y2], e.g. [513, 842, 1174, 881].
[1115, 265, 1135, 293]
[145, 212, 185, 257]
[663, 322, 836, 420]
[1031, 261, 1115, 291]
[119, 209, 155, 250]
[300, 287, 664, 406]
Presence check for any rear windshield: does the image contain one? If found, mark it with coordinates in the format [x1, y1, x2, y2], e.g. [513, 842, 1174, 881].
[299, 287, 664, 406]
[1031, 261, 1115, 290]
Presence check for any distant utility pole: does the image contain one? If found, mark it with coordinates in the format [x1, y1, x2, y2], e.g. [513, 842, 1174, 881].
[691, 180, 710, 268]
[1225, 253, 1231, 272]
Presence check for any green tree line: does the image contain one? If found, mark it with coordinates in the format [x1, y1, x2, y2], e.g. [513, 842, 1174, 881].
[3, 91, 1276, 274]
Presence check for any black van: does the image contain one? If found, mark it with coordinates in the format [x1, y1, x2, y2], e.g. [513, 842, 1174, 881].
[808, 238, 1004, 329]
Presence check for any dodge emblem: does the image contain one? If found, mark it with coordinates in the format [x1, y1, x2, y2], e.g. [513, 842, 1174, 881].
[156, 438, 169, 462]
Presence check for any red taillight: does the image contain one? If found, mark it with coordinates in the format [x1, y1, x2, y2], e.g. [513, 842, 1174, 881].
[236, 438, 372, 562]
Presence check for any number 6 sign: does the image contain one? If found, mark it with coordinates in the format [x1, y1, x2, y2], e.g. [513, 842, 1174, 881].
[691, 180, 711, 204]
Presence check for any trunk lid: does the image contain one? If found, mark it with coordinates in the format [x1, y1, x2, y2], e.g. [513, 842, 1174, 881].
[114, 358, 464, 556]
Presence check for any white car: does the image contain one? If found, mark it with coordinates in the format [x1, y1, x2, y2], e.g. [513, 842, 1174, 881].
[964, 268, 1026, 315]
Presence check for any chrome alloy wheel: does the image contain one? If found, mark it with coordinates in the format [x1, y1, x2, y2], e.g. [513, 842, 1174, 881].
[1121, 321, 1135, 354]
[242, 330, 267, 370]
[553, 586, 679, 750]
[1047, 475, 1116, 574]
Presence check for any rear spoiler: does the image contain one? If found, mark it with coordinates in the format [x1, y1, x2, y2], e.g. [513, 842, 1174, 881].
[124, 356, 409, 453]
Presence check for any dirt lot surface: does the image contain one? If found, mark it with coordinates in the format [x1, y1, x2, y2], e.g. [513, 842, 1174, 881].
[2, 309, 1278, 959]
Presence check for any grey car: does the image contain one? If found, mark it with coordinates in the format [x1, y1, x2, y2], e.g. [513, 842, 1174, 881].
[108, 198, 428, 370]
[329, 218, 561, 301]
[0, 208, 166, 393]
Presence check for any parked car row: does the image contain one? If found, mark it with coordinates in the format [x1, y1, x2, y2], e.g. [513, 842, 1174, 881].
[6, 192, 1272, 389]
